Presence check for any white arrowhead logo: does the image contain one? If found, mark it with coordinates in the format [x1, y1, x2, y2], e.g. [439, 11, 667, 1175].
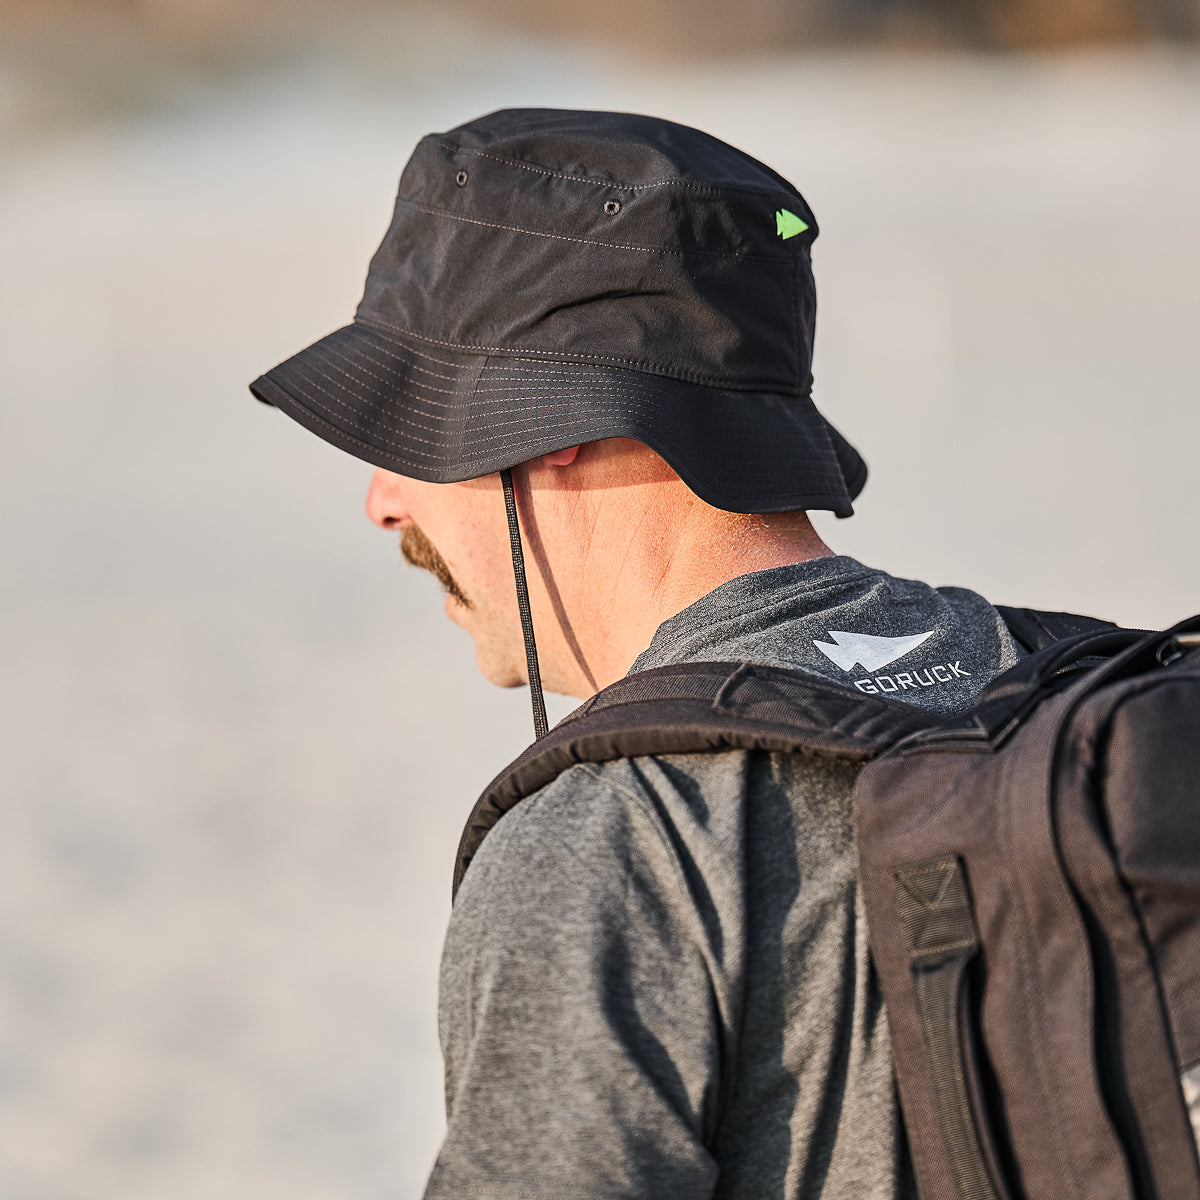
[812, 629, 936, 673]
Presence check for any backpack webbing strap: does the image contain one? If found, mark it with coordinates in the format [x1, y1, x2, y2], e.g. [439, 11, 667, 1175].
[894, 856, 1000, 1200]
[453, 660, 938, 898]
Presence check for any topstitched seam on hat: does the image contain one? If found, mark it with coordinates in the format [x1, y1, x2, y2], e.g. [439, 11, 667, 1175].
[308, 344, 465, 400]
[467, 383, 737, 403]
[355, 330, 471, 372]
[272, 366, 844, 494]
[472, 373, 699, 393]
[361, 318, 756, 389]
[350, 338, 499, 394]
[468, 403, 835, 451]
[460, 396, 830, 452]
[295, 363, 664, 455]
[353, 344, 460, 384]
[309, 376, 678, 457]
[298, 405, 448, 466]
[472, 368, 793, 396]
[481, 353, 799, 395]
[477, 364, 652, 381]
[306, 388, 448, 446]
[434, 141, 795, 201]
[346, 371, 483, 419]
[471, 380, 803, 404]
[278, 386, 444, 459]
[288, 380, 842, 490]
[475, 361, 736, 386]
[363, 316, 717, 381]
[474, 368, 694, 390]
[319, 340, 467, 398]
[463, 393, 672, 417]
[476, 380, 802, 410]
[471, 378, 644, 396]
[307, 385, 499, 456]
[316, 340, 708, 418]
[294, 366, 455, 442]
[466, 393, 664, 422]
[395, 198, 783, 262]
[305, 357, 459, 409]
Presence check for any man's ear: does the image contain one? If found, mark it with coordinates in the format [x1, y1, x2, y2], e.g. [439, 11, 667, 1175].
[542, 446, 580, 466]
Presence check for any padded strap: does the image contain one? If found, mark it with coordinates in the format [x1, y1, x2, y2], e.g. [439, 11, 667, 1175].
[453, 660, 937, 897]
[452, 609, 1156, 898]
[996, 606, 1118, 654]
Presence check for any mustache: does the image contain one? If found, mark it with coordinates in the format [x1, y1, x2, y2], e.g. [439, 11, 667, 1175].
[400, 525, 472, 610]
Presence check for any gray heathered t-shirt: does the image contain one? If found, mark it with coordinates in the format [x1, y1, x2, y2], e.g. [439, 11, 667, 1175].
[424, 556, 1022, 1200]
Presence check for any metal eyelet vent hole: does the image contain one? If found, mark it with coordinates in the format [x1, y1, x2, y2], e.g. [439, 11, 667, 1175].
[604, 199, 621, 216]
[455, 170, 469, 187]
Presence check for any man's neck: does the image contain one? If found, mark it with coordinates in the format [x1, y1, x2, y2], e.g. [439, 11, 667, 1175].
[565, 506, 833, 697]
[517, 441, 836, 699]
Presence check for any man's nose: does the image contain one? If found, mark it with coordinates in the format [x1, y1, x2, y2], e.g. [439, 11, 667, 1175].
[365, 468, 411, 530]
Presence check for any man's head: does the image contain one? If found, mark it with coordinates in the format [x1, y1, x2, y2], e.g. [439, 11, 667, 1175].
[251, 109, 865, 710]
[251, 108, 865, 514]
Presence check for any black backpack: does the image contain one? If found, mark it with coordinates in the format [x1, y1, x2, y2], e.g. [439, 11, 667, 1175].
[453, 608, 1200, 1200]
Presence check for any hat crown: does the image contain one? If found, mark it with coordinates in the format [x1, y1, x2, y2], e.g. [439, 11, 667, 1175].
[443, 108, 800, 197]
[356, 108, 819, 395]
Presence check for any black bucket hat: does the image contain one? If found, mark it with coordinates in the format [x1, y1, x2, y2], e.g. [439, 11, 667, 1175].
[250, 108, 866, 516]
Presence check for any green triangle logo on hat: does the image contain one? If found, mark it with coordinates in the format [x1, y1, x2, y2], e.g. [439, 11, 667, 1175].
[775, 208, 809, 240]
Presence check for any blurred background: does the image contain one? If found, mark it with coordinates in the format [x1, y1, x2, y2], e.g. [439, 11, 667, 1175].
[1, 1, 1198, 1196]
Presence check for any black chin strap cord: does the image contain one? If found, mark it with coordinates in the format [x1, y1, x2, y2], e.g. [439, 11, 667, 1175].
[500, 468, 549, 740]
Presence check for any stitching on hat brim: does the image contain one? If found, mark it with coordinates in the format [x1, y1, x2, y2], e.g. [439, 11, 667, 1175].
[305, 335, 824, 457]
[258, 324, 857, 515]
[262, 368, 854, 516]
[290, 341, 821, 466]
[358, 317, 798, 394]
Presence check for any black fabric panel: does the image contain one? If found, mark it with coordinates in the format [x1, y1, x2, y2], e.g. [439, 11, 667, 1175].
[1104, 679, 1200, 1071]
[368, 117, 811, 391]
[1054, 675, 1200, 1199]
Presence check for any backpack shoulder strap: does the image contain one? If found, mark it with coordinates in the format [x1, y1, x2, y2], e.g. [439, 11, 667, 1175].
[453, 660, 937, 897]
[997, 605, 1120, 653]
[453, 607, 1123, 895]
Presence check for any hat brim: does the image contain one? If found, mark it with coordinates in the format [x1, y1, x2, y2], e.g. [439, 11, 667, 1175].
[250, 321, 866, 517]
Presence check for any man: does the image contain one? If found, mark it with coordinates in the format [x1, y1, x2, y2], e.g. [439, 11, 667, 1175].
[251, 108, 1021, 1198]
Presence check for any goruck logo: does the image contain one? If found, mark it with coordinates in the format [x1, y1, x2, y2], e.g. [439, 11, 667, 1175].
[813, 628, 972, 696]
[813, 630, 934, 673]
[775, 208, 809, 239]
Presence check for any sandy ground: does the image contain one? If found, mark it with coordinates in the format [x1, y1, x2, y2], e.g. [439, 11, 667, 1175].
[1, 23, 1198, 1198]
